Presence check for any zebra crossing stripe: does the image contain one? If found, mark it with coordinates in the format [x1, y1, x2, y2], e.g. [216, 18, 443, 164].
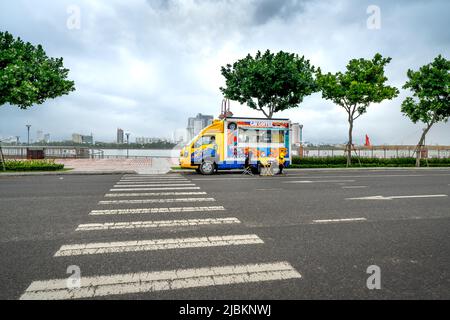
[110, 187, 201, 192]
[54, 234, 264, 257]
[99, 198, 216, 205]
[20, 261, 301, 300]
[120, 176, 188, 179]
[76, 217, 239, 231]
[123, 175, 183, 178]
[104, 192, 207, 198]
[113, 184, 196, 188]
[90, 206, 226, 216]
[118, 179, 189, 183]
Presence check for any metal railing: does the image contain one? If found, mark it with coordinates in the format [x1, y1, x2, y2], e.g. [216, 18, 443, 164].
[294, 145, 450, 159]
[1, 146, 90, 159]
[0, 146, 176, 160]
[2, 145, 449, 160]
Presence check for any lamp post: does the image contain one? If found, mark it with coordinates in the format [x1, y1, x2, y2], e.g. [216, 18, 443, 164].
[26, 125, 31, 145]
[299, 124, 304, 158]
[299, 125, 303, 145]
[125, 133, 130, 158]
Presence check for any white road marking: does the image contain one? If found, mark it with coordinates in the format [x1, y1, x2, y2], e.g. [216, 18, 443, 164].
[99, 198, 216, 205]
[284, 180, 356, 184]
[54, 234, 263, 257]
[121, 175, 187, 178]
[119, 180, 190, 183]
[118, 179, 189, 183]
[312, 218, 367, 224]
[346, 194, 448, 200]
[76, 217, 239, 231]
[20, 261, 301, 300]
[110, 187, 201, 192]
[113, 184, 196, 188]
[193, 173, 450, 181]
[90, 206, 225, 216]
[105, 192, 207, 198]
[123, 175, 184, 178]
[342, 186, 368, 189]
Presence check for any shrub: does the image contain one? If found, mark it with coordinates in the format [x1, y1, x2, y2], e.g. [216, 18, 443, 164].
[289, 156, 450, 168]
[3, 160, 64, 171]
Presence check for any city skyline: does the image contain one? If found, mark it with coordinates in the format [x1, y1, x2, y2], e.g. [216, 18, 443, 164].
[0, 0, 449, 145]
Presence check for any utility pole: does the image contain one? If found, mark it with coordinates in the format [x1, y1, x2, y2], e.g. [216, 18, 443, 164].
[126, 133, 130, 159]
[26, 124, 31, 145]
[299, 124, 304, 158]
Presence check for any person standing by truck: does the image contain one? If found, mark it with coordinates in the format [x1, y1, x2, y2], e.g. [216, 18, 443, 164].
[277, 148, 287, 175]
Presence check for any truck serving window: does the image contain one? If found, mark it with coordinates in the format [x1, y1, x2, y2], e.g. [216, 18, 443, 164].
[272, 130, 286, 143]
[238, 128, 285, 144]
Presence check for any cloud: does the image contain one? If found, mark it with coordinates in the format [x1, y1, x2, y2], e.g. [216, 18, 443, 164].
[252, 0, 309, 25]
[0, 0, 449, 145]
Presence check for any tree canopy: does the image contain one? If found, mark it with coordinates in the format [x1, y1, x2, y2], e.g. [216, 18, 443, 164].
[401, 54, 449, 166]
[401, 54, 449, 125]
[220, 50, 317, 118]
[316, 53, 399, 166]
[0, 31, 75, 109]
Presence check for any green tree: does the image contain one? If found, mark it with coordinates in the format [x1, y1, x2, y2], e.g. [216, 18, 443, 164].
[0, 31, 75, 109]
[401, 55, 450, 167]
[220, 50, 317, 119]
[316, 53, 399, 166]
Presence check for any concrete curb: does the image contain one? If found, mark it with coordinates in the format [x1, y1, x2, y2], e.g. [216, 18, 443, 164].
[169, 167, 450, 174]
[285, 167, 450, 171]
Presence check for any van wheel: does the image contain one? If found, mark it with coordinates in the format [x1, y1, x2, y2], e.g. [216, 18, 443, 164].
[199, 161, 215, 175]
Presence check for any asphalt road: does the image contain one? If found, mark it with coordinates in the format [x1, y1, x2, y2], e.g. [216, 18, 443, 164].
[0, 168, 449, 300]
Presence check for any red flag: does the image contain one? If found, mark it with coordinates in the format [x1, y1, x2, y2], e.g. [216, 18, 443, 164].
[365, 134, 371, 147]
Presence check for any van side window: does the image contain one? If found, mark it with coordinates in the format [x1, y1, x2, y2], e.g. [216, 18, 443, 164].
[194, 135, 215, 148]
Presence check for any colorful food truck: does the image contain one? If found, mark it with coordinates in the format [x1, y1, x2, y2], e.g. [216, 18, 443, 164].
[179, 117, 292, 174]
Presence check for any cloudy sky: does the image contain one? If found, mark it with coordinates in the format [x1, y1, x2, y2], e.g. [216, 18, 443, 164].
[0, 0, 449, 145]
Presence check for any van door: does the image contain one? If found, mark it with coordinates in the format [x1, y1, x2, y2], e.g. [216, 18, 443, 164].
[191, 135, 218, 165]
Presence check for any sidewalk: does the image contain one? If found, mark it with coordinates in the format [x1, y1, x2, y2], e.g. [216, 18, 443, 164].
[0, 158, 175, 176]
[55, 158, 174, 174]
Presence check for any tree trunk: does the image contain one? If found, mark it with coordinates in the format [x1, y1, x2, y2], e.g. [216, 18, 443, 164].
[259, 106, 272, 119]
[347, 119, 353, 167]
[0, 145, 6, 171]
[415, 123, 433, 167]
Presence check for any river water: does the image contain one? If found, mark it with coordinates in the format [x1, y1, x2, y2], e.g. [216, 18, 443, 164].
[99, 149, 178, 158]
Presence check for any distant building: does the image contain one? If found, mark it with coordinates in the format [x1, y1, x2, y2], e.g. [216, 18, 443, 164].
[0, 136, 16, 143]
[43, 134, 51, 143]
[72, 133, 93, 144]
[172, 129, 186, 144]
[36, 130, 44, 142]
[135, 137, 162, 144]
[72, 133, 82, 144]
[292, 123, 301, 145]
[82, 134, 94, 144]
[186, 113, 213, 141]
[117, 128, 124, 144]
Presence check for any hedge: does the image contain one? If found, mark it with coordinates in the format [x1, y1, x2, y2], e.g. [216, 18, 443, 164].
[2, 160, 65, 171]
[289, 156, 450, 168]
